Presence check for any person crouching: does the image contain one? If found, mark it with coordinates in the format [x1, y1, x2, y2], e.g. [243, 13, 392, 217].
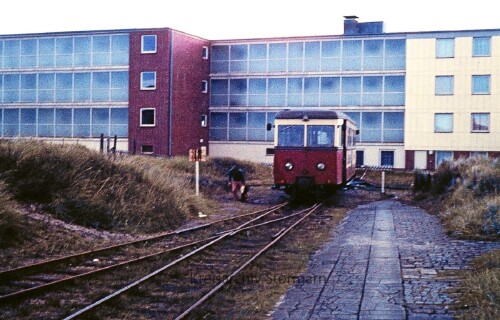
[228, 165, 248, 202]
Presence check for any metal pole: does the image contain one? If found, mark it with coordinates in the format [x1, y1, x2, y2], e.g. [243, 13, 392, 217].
[195, 160, 200, 196]
[381, 170, 386, 194]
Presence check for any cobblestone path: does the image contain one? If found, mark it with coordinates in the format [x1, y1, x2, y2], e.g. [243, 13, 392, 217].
[272, 200, 500, 320]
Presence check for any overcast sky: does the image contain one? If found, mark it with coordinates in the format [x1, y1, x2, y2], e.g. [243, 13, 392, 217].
[2, 0, 499, 40]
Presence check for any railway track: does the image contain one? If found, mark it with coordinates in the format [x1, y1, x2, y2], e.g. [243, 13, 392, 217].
[0, 203, 286, 306]
[0, 202, 323, 319]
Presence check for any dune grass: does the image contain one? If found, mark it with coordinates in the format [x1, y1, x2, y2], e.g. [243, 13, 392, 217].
[0, 140, 231, 233]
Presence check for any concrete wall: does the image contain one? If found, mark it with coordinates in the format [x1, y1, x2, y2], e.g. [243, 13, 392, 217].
[356, 144, 405, 168]
[209, 142, 273, 164]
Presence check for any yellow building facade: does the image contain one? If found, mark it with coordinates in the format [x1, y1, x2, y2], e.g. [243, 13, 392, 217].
[405, 33, 500, 169]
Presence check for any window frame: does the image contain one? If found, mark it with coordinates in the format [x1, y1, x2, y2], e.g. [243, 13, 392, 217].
[202, 80, 208, 93]
[140, 108, 156, 127]
[141, 35, 157, 54]
[141, 145, 154, 154]
[380, 150, 395, 167]
[434, 113, 454, 133]
[472, 37, 491, 57]
[436, 38, 455, 58]
[471, 113, 490, 133]
[140, 71, 157, 90]
[472, 75, 491, 95]
[435, 75, 454, 95]
[202, 46, 209, 60]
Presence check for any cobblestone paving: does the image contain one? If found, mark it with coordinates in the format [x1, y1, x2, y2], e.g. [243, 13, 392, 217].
[272, 200, 500, 320]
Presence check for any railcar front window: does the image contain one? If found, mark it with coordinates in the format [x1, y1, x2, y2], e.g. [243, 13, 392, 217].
[277, 125, 304, 147]
[307, 125, 334, 147]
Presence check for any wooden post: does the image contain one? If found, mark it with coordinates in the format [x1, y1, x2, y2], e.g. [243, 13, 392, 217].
[381, 170, 386, 194]
[195, 160, 200, 196]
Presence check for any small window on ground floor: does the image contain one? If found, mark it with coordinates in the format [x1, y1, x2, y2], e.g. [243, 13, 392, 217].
[380, 150, 394, 166]
[141, 145, 153, 154]
[436, 151, 453, 166]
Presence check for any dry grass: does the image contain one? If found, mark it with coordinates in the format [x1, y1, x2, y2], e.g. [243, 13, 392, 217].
[0, 180, 26, 248]
[457, 250, 500, 320]
[0, 140, 243, 234]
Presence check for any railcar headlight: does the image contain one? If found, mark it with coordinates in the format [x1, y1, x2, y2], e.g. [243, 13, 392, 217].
[317, 162, 326, 171]
[285, 162, 294, 170]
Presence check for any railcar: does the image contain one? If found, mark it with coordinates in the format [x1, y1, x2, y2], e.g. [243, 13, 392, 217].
[269, 109, 358, 199]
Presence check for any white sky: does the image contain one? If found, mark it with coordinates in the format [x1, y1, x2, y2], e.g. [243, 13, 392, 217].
[2, 0, 499, 40]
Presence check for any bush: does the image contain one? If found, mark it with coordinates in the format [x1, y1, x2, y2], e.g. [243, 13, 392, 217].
[0, 140, 214, 233]
[0, 181, 25, 248]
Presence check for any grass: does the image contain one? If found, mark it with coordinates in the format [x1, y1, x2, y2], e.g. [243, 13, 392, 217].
[0, 140, 258, 234]
[0, 180, 26, 248]
[457, 250, 500, 320]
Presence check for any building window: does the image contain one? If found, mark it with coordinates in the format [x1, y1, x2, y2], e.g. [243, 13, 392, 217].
[201, 114, 208, 127]
[141, 145, 154, 154]
[436, 151, 453, 166]
[202, 80, 208, 93]
[141, 35, 157, 54]
[436, 38, 454, 58]
[470, 151, 488, 158]
[381, 151, 394, 166]
[434, 113, 453, 133]
[472, 75, 490, 94]
[356, 150, 364, 167]
[473, 37, 491, 57]
[202, 46, 209, 59]
[471, 113, 490, 132]
[435, 76, 454, 95]
[140, 108, 155, 127]
[140, 72, 156, 90]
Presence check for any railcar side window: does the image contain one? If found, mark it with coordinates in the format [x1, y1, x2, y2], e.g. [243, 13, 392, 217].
[307, 125, 334, 147]
[277, 125, 304, 147]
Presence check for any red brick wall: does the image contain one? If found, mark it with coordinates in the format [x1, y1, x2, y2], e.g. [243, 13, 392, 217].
[170, 31, 210, 156]
[128, 29, 171, 156]
[405, 150, 415, 170]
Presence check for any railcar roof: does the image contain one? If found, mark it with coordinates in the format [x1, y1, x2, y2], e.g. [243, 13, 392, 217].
[275, 109, 353, 122]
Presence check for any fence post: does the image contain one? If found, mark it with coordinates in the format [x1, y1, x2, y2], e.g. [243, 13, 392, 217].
[100, 134, 104, 153]
[381, 170, 386, 194]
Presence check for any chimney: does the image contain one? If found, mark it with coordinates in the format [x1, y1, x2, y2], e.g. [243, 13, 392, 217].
[344, 16, 359, 35]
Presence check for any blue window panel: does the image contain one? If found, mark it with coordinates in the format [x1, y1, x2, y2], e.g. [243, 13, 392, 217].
[229, 112, 246, 129]
[3, 109, 19, 136]
[342, 40, 361, 57]
[38, 73, 55, 89]
[304, 42, 320, 72]
[211, 95, 229, 106]
[473, 37, 491, 57]
[73, 108, 90, 137]
[363, 40, 383, 71]
[0, 41, 3, 69]
[268, 94, 285, 107]
[20, 74, 37, 102]
[249, 44, 267, 72]
[4, 74, 19, 103]
[385, 39, 406, 70]
[74, 37, 91, 67]
[288, 42, 303, 72]
[229, 79, 247, 106]
[110, 124, 127, 137]
[249, 78, 266, 94]
[38, 124, 55, 137]
[230, 45, 247, 60]
[248, 112, 266, 140]
[321, 57, 341, 71]
[268, 43, 286, 72]
[38, 108, 55, 124]
[342, 77, 361, 93]
[360, 112, 382, 142]
[92, 125, 108, 137]
[54, 109, 72, 137]
[230, 60, 247, 73]
[435, 76, 454, 95]
[93, 72, 110, 101]
[212, 45, 229, 61]
[436, 38, 454, 58]
[56, 73, 73, 102]
[111, 34, 129, 65]
[111, 108, 128, 124]
[381, 151, 394, 166]
[342, 40, 361, 71]
[39, 38, 55, 67]
[384, 112, 404, 142]
[20, 39, 37, 68]
[73, 125, 90, 137]
[210, 112, 228, 128]
[320, 77, 340, 106]
[56, 109, 72, 124]
[210, 128, 227, 140]
[248, 94, 266, 106]
[20, 108, 36, 123]
[472, 75, 490, 94]
[362, 76, 383, 106]
[111, 71, 129, 101]
[20, 125, 36, 137]
[140, 71, 155, 90]
[265, 112, 276, 141]
[344, 112, 360, 125]
[322, 41, 341, 57]
[74, 72, 91, 101]
[0, 77, 2, 102]
[303, 77, 319, 106]
[4, 40, 20, 69]
[212, 61, 229, 73]
[268, 78, 286, 94]
[287, 78, 303, 107]
[92, 108, 109, 125]
[93, 36, 110, 53]
[56, 38, 73, 67]
[384, 76, 405, 105]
